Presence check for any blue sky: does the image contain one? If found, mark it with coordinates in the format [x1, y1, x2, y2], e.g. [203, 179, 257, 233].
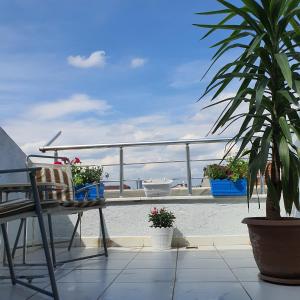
[0, 0, 229, 119]
[0, 0, 242, 181]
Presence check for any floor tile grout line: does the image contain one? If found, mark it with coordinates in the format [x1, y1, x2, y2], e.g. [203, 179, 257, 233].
[25, 267, 80, 299]
[96, 247, 144, 300]
[213, 245, 254, 300]
[25, 249, 92, 300]
[171, 247, 179, 300]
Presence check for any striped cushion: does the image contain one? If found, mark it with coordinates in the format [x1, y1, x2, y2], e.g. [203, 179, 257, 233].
[29, 163, 74, 203]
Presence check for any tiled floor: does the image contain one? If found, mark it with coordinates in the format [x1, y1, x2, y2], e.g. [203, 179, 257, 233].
[1, 245, 300, 300]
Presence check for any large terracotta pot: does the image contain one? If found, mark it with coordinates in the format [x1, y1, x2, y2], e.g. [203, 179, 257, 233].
[242, 217, 300, 285]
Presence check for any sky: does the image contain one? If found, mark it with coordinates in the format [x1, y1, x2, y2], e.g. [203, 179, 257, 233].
[0, 0, 243, 184]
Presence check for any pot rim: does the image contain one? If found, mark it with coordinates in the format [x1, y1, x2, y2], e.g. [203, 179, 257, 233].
[242, 217, 300, 226]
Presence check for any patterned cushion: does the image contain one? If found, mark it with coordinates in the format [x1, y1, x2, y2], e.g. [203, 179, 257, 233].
[29, 163, 74, 203]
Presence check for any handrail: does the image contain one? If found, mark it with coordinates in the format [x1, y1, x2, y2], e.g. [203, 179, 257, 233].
[38, 137, 244, 197]
[39, 137, 233, 152]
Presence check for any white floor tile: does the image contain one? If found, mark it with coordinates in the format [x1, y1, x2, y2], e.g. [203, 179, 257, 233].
[77, 258, 129, 270]
[116, 268, 175, 283]
[243, 281, 300, 300]
[174, 282, 251, 300]
[58, 269, 119, 283]
[224, 257, 257, 268]
[231, 268, 260, 281]
[100, 282, 173, 300]
[176, 268, 237, 282]
[30, 282, 107, 300]
[178, 250, 221, 259]
[177, 258, 229, 269]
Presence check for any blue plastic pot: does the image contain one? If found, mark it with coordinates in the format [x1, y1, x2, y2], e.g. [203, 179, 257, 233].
[209, 178, 247, 197]
[75, 183, 105, 201]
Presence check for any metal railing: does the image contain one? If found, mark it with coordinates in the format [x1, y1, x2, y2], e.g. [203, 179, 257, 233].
[39, 137, 255, 197]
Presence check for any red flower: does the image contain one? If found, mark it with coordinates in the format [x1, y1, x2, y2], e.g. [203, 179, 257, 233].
[71, 157, 81, 164]
[54, 161, 62, 165]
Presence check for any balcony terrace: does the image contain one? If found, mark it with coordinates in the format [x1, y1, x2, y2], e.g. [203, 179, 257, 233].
[0, 131, 297, 300]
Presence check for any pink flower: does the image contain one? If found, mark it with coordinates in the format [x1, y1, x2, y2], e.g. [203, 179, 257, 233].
[151, 207, 158, 215]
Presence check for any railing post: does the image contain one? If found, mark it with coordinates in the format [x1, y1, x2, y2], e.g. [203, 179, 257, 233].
[185, 143, 192, 195]
[119, 147, 124, 197]
[54, 150, 58, 162]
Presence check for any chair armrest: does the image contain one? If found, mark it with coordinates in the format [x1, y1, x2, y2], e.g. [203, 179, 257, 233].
[0, 167, 41, 174]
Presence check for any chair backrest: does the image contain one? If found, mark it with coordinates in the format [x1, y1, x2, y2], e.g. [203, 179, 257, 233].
[28, 162, 74, 203]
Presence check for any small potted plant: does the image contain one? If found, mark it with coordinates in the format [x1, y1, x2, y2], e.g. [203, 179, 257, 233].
[205, 157, 248, 197]
[148, 207, 176, 250]
[71, 158, 104, 201]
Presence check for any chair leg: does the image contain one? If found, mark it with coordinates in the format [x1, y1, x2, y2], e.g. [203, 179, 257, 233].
[68, 212, 82, 251]
[22, 218, 27, 264]
[1, 223, 16, 285]
[47, 215, 57, 267]
[99, 208, 108, 257]
[2, 223, 7, 266]
[11, 219, 25, 259]
[36, 212, 59, 300]
[29, 172, 59, 300]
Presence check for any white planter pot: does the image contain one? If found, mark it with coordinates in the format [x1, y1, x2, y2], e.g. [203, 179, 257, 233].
[142, 179, 173, 197]
[150, 227, 174, 250]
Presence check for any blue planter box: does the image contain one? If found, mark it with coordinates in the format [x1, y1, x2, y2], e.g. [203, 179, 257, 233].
[75, 183, 104, 201]
[209, 178, 247, 197]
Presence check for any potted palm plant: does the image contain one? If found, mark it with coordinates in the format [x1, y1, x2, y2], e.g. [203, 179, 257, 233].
[195, 0, 300, 284]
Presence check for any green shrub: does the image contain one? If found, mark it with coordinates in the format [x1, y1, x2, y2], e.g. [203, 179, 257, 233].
[72, 165, 103, 186]
[205, 158, 248, 182]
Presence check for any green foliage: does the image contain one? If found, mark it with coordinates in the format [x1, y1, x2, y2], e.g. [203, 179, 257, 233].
[195, 0, 300, 217]
[205, 164, 228, 180]
[72, 165, 103, 186]
[148, 207, 176, 228]
[205, 158, 248, 181]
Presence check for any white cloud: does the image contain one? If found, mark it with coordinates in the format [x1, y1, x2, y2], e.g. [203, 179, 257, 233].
[30, 94, 111, 120]
[67, 51, 106, 68]
[2, 91, 243, 184]
[130, 57, 146, 68]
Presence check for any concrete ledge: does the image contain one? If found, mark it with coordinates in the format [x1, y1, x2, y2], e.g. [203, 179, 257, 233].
[105, 194, 267, 206]
[54, 235, 251, 248]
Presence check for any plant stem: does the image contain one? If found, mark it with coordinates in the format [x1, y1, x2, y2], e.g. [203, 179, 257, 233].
[266, 143, 281, 219]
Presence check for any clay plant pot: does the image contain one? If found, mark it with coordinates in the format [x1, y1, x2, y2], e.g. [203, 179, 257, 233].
[242, 217, 300, 285]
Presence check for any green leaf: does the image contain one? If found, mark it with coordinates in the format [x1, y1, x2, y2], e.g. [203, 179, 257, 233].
[211, 32, 254, 48]
[279, 116, 293, 143]
[194, 24, 252, 30]
[217, 0, 262, 34]
[293, 80, 300, 97]
[275, 53, 293, 88]
[279, 136, 290, 178]
[277, 90, 298, 106]
[246, 33, 265, 57]
[196, 9, 231, 15]
[255, 77, 269, 110]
